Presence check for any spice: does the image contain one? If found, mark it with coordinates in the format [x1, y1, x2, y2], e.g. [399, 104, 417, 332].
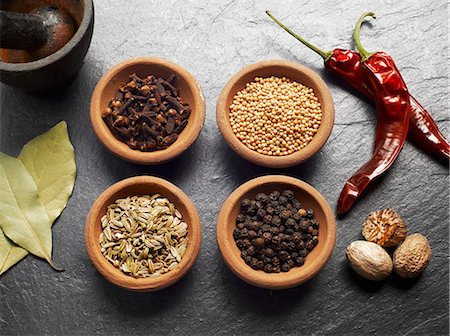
[233, 190, 319, 273]
[99, 194, 188, 278]
[337, 13, 411, 215]
[102, 73, 191, 151]
[393, 234, 431, 278]
[346, 240, 393, 281]
[266, 11, 450, 161]
[0, 122, 75, 275]
[362, 209, 407, 247]
[229, 76, 322, 156]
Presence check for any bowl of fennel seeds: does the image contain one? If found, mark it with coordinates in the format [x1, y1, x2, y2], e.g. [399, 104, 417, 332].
[85, 176, 202, 292]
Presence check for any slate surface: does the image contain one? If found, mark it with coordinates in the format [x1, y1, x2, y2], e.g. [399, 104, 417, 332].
[0, 0, 448, 335]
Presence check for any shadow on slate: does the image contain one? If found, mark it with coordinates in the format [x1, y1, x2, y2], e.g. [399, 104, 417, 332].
[217, 257, 317, 316]
[95, 267, 195, 317]
[216, 136, 324, 185]
[96, 131, 206, 183]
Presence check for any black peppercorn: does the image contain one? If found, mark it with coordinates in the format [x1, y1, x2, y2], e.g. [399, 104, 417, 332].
[262, 224, 271, 232]
[257, 208, 266, 219]
[241, 199, 251, 209]
[247, 221, 259, 231]
[262, 232, 272, 242]
[269, 191, 280, 201]
[256, 193, 268, 203]
[265, 248, 275, 257]
[233, 228, 240, 239]
[297, 240, 305, 250]
[248, 230, 257, 240]
[299, 249, 308, 257]
[291, 212, 300, 221]
[263, 215, 273, 224]
[292, 232, 302, 243]
[295, 256, 305, 266]
[292, 199, 301, 209]
[282, 190, 295, 200]
[278, 195, 288, 205]
[266, 206, 275, 215]
[236, 214, 245, 223]
[281, 263, 291, 272]
[278, 250, 289, 261]
[253, 237, 265, 249]
[285, 218, 296, 227]
[234, 189, 319, 274]
[299, 220, 309, 230]
[271, 215, 281, 226]
[240, 228, 249, 238]
[286, 228, 294, 235]
[305, 241, 315, 251]
[270, 226, 280, 235]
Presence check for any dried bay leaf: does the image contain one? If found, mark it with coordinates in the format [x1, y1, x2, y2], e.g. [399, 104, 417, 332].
[19, 121, 76, 224]
[0, 228, 27, 275]
[0, 153, 59, 270]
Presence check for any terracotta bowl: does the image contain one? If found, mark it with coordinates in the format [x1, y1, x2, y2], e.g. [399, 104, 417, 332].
[90, 57, 206, 165]
[0, 0, 94, 93]
[85, 176, 202, 292]
[216, 59, 334, 168]
[216, 175, 336, 290]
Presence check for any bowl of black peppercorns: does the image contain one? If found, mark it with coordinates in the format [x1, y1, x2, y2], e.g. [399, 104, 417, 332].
[216, 175, 336, 290]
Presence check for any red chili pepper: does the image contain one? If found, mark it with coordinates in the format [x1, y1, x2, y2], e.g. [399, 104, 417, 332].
[336, 12, 411, 214]
[266, 11, 450, 160]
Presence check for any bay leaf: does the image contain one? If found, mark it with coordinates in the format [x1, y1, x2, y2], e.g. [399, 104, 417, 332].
[0, 228, 28, 275]
[0, 152, 59, 269]
[18, 121, 76, 224]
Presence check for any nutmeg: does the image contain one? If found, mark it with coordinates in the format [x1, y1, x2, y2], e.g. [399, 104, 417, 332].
[393, 233, 431, 278]
[362, 209, 406, 247]
[346, 241, 393, 281]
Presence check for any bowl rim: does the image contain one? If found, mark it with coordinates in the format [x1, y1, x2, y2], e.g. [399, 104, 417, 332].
[216, 59, 334, 168]
[90, 56, 206, 165]
[216, 174, 336, 290]
[0, 0, 94, 71]
[84, 175, 202, 291]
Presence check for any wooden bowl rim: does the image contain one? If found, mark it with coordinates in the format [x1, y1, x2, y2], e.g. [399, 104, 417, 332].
[90, 57, 206, 165]
[216, 175, 336, 290]
[84, 175, 202, 291]
[0, 0, 94, 71]
[216, 59, 334, 168]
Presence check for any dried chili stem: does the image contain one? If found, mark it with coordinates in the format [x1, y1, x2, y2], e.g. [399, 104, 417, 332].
[353, 12, 376, 61]
[265, 10, 333, 61]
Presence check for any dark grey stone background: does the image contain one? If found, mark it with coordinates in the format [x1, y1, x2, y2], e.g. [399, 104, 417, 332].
[0, 0, 448, 335]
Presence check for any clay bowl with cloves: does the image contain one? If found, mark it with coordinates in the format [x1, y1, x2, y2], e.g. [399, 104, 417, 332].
[216, 175, 336, 290]
[84, 176, 202, 292]
[90, 57, 206, 165]
[216, 59, 334, 168]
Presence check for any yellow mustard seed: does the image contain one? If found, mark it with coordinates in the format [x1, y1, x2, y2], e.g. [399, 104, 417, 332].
[229, 76, 322, 156]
